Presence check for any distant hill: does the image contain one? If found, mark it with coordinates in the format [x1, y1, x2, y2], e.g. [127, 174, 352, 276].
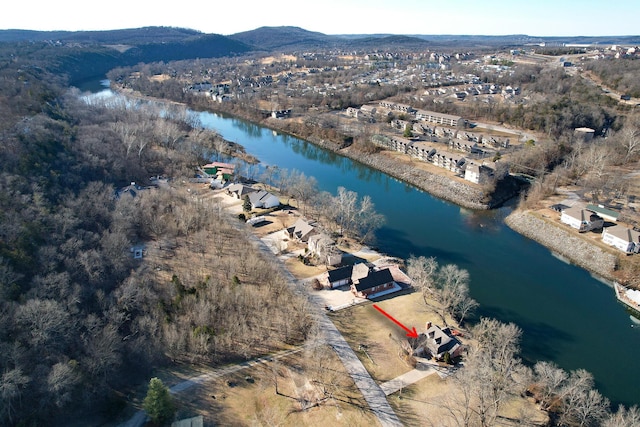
[2, 26, 639, 85]
[0, 26, 203, 44]
[228, 26, 336, 51]
[0, 27, 253, 84]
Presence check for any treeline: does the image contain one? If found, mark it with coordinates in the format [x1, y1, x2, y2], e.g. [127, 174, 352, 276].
[584, 57, 640, 98]
[0, 48, 311, 425]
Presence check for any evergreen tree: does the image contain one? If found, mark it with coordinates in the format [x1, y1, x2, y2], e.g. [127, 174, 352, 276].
[143, 377, 175, 426]
[243, 194, 252, 212]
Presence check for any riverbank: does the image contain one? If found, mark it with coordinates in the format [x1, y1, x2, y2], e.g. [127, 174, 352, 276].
[112, 87, 622, 285]
[261, 117, 510, 210]
[504, 210, 618, 283]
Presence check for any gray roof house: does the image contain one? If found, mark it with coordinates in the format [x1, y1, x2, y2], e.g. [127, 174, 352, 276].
[286, 218, 318, 242]
[560, 206, 604, 232]
[602, 225, 640, 254]
[248, 190, 280, 209]
[413, 322, 463, 361]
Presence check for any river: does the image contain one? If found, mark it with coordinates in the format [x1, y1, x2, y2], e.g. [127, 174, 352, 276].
[87, 84, 640, 408]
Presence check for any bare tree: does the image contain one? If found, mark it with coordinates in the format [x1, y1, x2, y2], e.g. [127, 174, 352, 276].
[603, 405, 640, 427]
[407, 256, 477, 325]
[444, 318, 527, 427]
[0, 368, 29, 425]
[617, 125, 640, 163]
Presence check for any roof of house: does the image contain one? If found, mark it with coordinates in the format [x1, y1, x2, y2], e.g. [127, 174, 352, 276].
[287, 218, 317, 240]
[351, 263, 372, 282]
[353, 268, 394, 292]
[562, 206, 602, 222]
[603, 224, 640, 242]
[424, 324, 462, 357]
[227, 183, 257, 197]
[327, 265, 353, 282]
[248, 190, 278, 205]
[586, 204, 620, 221]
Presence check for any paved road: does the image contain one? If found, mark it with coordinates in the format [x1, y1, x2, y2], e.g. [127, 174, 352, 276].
[251, 230, 404, 427]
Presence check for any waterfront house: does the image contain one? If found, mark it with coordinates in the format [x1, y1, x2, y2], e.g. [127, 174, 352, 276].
[326, 262, 371, 288]
[586, 204, 620, 222]
[464, 162, 494, 184]
[248, 190, 280, 209]
[286, 218, 318, 242]
[602, 225, 640, 254]
[413, 322, 464, 361]
[202, 162, 235, 180]
[226, 183, 257, 200]
[351, 267, 396, 298]
[560, 206, 604, 232]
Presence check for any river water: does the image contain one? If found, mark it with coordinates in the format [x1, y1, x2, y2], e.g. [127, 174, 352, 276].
[86, 84, 640, 408]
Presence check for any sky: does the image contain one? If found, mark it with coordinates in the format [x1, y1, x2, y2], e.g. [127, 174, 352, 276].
[2, 0, 639, 37]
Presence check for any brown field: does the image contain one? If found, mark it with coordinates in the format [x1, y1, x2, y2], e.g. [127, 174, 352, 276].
[166, 347, 380, 427]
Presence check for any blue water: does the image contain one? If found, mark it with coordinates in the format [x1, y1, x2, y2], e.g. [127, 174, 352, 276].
[195, 110, 640, 408]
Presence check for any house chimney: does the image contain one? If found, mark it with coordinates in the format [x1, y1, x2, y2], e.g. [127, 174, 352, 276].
[426, 321, 432, 331]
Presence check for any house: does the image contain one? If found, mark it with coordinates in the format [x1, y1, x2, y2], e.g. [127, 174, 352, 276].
[286, 218, 318, 242]
[226, 183, 257, 199]
[326, 262, 371, 288]
[413, 322, 464, 361]
[351, 268, 396, 298]
[585, 204, 620, 222]
[308, 233, 342, 266]
[464, 163, 494, 184]
[116, 182, 146, 199]
[602, 225, 640, 254]
[248, 190, 280, 209]
[202, 162, 235, 181]
[327, 265, 354, 288]
[271, 109, 291, 119]
[560, 206, 604, 232]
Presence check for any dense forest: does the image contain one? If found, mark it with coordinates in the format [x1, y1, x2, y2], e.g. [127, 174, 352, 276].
[0, 41, 311, 425]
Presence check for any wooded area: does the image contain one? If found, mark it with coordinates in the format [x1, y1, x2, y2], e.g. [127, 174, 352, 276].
[0, 44, 311, 425]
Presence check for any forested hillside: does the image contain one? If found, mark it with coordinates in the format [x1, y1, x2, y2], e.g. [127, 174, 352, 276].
[0, 42, 310, 426]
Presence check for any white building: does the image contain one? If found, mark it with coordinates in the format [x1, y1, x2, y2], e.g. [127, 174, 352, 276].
[560, 206, 604, 232]
[602, 225, 640, 254]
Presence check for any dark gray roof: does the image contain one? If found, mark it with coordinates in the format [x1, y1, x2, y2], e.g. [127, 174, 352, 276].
[328, 265, 353, 282]
[354, 268, 394, 292]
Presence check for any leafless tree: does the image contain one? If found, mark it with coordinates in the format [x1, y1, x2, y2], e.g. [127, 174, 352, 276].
[616, 125, 640, 163]
[0, 368, 29, 425]
[603, 405, 640, 427]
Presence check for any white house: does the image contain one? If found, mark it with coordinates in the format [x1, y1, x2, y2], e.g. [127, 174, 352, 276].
[602, 225, 640, 254]
[464, 162, 494, 184]
[560, 206, 604, 232]
[248, 190, 280, 209]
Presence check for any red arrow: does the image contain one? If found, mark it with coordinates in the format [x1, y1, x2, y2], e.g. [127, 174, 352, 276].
[372, 304, 419, 338]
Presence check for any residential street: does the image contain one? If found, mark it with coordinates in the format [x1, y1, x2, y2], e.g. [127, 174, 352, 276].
[251, 230, 404, 427]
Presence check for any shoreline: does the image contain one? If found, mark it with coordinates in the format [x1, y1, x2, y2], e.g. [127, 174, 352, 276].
[504, 210, 618, 283]
[113, 87, 619, 283]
